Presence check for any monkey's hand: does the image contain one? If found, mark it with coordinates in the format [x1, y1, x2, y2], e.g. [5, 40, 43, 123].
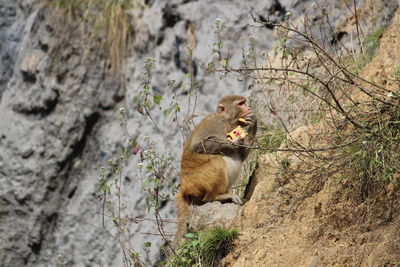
[242, 113, 257, 130]
[229, 135, 244, 145]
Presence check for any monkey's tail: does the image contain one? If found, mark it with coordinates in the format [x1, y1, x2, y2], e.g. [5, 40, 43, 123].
[174, 191, 190, 246]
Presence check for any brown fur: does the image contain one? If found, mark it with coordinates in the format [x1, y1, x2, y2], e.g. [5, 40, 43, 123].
[174, 95, 257, 244]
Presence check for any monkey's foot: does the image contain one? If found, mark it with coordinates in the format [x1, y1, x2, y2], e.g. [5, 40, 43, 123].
[213, 193, 243, 205]
[229, 194, 243, 205]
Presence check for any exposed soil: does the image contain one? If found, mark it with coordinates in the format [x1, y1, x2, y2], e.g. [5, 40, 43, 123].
[223, 9, 400, 267]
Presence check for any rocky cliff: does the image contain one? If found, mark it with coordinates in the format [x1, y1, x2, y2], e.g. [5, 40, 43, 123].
[0, 0, 281, 265]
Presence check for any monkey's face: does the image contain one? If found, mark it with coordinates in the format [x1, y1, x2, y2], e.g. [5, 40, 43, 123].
[237, 99, 252, 118]
[217, 95, 252, 121]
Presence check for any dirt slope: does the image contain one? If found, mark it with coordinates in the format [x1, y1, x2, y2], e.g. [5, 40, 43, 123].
[224, 9, 400, 267]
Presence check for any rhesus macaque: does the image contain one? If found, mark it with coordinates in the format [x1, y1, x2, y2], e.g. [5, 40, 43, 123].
[175, 95, 257, 242]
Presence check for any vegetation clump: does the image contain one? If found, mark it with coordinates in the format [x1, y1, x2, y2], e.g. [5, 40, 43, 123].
[46, 0, 143, 71]
[257, 126, 286, 153]
[170, 227, 239, 267]
[338, 100, 400, 199]
[208, 5, 399, 202]
[356, 28, 385, 70]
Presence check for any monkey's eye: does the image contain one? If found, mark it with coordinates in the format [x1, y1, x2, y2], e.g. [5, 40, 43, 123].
[238, 101, 246, 106]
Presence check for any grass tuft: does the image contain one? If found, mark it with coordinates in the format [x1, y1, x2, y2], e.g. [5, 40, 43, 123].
[170, 227, 239, 267]
[257, 126, 286, 153]
[47, 0, 143, 72]
[336, 101, 400, 199]
[341, 28, 384, 72]
[356, 28, 384, 70]
[395, 65, 400, 80]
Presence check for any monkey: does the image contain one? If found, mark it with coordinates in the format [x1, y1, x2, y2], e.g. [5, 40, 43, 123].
[174, 95, 257, 243]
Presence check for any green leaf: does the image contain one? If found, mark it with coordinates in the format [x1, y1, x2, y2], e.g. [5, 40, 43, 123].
[174, 104, 181, 112]
[145, 99, 152, 109]
[153, 95, 163, 105]
[207, 62, 214, 70]
[220, 58, 228, 67]
[142, 179, 149, 187]
[164, 108, 172, 117]
[191, 239, 200, 247]
[184, 233, 195, 239]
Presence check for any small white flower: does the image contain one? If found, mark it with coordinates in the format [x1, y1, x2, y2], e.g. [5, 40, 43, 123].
[119, 107, 125, 114]
[215, 18, 222, 25]
[388, 92, 394, 98]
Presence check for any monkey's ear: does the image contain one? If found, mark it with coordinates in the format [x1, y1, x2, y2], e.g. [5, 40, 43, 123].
[217, 104, 225, 113]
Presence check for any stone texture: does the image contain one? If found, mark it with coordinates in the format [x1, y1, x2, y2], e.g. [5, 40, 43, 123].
[187, 202, 241, 232]
[0, 0, 277, 265]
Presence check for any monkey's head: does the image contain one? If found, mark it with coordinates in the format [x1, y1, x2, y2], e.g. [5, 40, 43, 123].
[217, 95, 252, 121]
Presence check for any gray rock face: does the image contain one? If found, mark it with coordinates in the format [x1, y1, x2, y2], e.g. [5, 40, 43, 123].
[0, 0, 35, 98]
[0, 0, 398, 266]
[187, 202, 241, 233]
[0, 0, 276, 266]
[0, 4, 126, 266]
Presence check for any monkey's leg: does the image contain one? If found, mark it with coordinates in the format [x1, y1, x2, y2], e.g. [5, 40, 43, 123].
[208, 193, 243, 205]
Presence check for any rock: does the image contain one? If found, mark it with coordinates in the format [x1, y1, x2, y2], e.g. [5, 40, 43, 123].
[0, 0, 277, 265]
[187, 202, 241, 232]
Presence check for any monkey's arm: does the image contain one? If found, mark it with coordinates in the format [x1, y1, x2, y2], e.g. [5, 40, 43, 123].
[189, 116, 239, 155]
[194, 114, 257, 155]
[193, 135, 238, 155]
[244, 114, 257, 141]
[239, 114, 258, 159]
